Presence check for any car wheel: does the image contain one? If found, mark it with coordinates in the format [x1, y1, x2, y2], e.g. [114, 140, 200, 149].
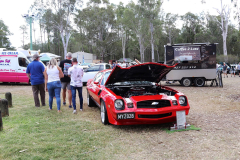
[181, 78, 192, 87]
[100, 100, 109, 125]
[87, 91, 95, 107]
[194, 78, 205, 87]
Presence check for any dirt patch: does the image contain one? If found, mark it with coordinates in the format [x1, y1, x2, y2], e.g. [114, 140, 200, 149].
[227, 94, 240, 102]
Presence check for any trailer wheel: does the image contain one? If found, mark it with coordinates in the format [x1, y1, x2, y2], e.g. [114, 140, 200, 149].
[181, 78, 192, 87]
[194, 78, 205, 87]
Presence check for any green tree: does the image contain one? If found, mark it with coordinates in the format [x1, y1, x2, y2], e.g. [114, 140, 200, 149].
[19, 25, 28, 48]
[0, 20, 12, 49]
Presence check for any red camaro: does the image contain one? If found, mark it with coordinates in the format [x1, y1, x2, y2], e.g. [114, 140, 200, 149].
[86, 62, 190, 125]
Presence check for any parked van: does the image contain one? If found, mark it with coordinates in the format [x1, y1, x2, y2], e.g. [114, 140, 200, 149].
[0, 50, 31, 83]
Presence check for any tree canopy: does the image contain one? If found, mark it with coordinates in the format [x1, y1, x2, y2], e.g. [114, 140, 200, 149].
[17, 0, 240, 63]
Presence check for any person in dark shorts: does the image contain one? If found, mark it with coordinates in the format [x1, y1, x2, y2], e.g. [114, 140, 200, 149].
[59, 52, 72, 108]
[222, 62, 228, 78]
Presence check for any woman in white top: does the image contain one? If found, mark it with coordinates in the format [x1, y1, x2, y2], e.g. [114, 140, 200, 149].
[44, 58, 64, 112]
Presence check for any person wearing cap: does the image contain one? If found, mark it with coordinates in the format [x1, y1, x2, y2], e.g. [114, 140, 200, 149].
[68, 58, 84, 114]
[26, 53, 46, 107]
[59, 52, 72, 108]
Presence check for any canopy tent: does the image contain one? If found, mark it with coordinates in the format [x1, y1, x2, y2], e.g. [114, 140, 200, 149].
[39, 53, 61, 62]
[117, 58, 133, 63]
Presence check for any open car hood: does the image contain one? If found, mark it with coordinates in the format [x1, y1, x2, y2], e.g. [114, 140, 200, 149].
[105, 62, 178, 85]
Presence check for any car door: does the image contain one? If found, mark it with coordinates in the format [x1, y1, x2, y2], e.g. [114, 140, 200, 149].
[91, 72, 104, 106]
[17, 57, 30, 82]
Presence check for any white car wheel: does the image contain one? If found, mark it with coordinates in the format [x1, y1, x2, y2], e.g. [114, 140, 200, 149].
[101, 100, 109, 125]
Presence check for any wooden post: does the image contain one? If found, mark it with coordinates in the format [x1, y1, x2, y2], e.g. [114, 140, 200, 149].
[5, 92, 12, 107]
[0, 110, 2, 131]
[0, 99, 9, 117]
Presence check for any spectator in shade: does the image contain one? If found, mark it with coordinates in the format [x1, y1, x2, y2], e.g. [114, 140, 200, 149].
[68, 58, 84, 114]
[44, 58, 64, 112]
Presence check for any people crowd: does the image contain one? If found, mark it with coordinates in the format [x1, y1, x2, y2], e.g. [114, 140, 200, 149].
[217, 62, 240, 78]
[26, 52, 84, 114]
[26, 54, 139, 113]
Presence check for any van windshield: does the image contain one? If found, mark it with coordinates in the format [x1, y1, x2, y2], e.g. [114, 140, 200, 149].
[27, 57, 33, 62]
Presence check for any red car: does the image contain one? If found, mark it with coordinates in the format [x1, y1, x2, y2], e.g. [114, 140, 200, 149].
[86, 62, 190, 125]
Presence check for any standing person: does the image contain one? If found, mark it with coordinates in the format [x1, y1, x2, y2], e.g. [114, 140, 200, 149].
[26, 53, 46, 107]
[68, 58, 84, 114]
[222, 62, 228, 78]
[230, 65, 236, 77]
[237, 62, 240, 77]
[60, 52, 72, 108]
[112, 61, 116, 69]
[44, 58, 64, 112]
[121, 61, 127, 68]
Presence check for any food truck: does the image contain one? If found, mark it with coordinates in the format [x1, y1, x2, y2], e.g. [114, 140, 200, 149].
[165, 43, 218, 87]
[0, 50, 31, 83]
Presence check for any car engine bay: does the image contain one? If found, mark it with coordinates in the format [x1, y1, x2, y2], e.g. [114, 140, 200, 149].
[108, 85, 177, 98]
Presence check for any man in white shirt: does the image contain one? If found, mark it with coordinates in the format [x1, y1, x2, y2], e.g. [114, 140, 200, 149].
[121, 61, 127, 68]
[68, 58, 84, 114]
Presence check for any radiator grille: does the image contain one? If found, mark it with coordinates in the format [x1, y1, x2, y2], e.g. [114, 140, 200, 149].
[137, 100, 171, 109]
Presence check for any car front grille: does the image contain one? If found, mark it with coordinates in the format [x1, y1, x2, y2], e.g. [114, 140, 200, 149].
[138, 112, 172, 119]
[137, 100, 171, 109]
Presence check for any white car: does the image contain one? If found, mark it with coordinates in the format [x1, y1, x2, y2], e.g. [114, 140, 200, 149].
[79, 63, 95, 71]
[82, 63, 111, 85]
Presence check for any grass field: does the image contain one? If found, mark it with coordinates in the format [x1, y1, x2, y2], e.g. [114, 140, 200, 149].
[0, 75, 240, 159]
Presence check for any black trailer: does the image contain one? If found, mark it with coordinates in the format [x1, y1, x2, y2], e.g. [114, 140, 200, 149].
[165, 43, 222, 87]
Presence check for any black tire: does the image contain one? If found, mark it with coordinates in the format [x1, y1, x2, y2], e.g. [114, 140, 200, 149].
[194, 78, 205, 87]
[87, 91, 95, 107]
[181, 78, 192, 87]
[100, 100, 109, 125]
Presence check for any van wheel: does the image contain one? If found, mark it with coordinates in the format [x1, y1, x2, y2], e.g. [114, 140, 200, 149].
[194, 78, 205, 87]
[181, 78, 192, 87]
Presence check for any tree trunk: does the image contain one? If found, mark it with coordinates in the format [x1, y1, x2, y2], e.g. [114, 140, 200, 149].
[0, 110, 2, 131]
[5, 92, 12, 107]
[0, 99, 9, 117]
[150, 22, 155, 62]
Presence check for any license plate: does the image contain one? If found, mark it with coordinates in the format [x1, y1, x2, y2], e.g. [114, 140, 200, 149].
[117, 113, 135, 120]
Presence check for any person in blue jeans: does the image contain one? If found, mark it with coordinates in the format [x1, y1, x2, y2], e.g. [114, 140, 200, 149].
[44, 58, 64, 112]
[68, 58, 84, 114]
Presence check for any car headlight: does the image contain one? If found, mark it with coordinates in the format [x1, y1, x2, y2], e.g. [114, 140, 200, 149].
[179, 96, 187, 106]
[115, 99, 125, 110]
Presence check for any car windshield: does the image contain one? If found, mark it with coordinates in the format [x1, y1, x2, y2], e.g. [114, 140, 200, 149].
[81, 63, 90, 66]
[113, 81, 154, 86]
[87, 65, 102, 72]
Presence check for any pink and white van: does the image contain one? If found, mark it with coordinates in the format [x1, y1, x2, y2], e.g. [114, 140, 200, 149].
[0, 50, 31, 83]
